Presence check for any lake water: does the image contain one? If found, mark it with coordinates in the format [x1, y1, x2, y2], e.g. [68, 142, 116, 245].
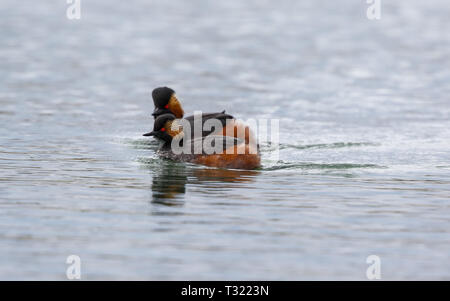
[1, 0, 449, 280]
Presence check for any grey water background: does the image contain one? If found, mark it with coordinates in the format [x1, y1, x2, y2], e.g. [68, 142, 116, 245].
[1, 0, 449, 280]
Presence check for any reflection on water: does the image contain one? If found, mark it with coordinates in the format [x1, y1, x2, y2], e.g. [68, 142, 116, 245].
[150, 160, 258, 205]
[151, 162, 187, 205]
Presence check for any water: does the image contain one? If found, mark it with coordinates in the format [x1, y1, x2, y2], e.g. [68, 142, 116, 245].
[1, 0, 449, 280]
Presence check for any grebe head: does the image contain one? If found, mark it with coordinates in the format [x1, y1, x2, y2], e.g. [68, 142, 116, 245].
[143, 113, 177, 143]
[151, 87, 184, 118]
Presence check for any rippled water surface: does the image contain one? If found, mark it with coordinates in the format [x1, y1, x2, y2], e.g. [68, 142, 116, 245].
[1, 0, 449, 280]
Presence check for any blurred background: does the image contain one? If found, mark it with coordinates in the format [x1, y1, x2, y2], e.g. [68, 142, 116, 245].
[0, 0, 449, 280]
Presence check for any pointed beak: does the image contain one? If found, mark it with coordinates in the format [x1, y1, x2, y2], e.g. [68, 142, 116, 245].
[143, 131, 156, 137]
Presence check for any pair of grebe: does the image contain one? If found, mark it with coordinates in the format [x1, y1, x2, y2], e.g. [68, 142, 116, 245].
[143, 87, 261, 170]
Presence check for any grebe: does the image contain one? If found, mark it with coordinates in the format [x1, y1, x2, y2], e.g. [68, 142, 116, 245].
[144, 113, 261, 170]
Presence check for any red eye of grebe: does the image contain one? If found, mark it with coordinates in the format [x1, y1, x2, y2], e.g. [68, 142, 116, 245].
[161, 128, 165, 132]
[164, 104, 169, 109]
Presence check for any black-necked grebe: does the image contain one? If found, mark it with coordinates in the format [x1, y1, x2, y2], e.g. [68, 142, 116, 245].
[144, 113, 261, 170]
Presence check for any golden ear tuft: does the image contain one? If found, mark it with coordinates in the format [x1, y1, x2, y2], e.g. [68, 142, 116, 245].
[168, 95, 184, 118]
